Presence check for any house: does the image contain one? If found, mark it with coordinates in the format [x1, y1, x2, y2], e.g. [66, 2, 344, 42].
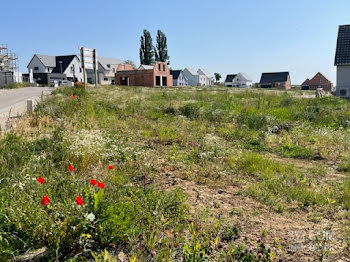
[87, 57, 122, 85]
[259, 72, 291, 89]
[182, 68, 206, 86]
[301, 72, 333, 91]
[27, 54, 83, 85]
[224, 73, 253, 87]
[197, 69, 215, 86]
[114, 61, 173, 87]
[170, 70, 188, 86]
[335, 25, 350, 98]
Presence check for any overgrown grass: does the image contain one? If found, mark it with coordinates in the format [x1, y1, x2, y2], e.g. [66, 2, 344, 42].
[2, 85, 350, 260]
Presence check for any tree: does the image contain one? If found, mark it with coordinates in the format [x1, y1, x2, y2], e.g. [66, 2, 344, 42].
[139, 30, 154, 65]
[124, 59, 136, 69]
[154, 30, 170, 65]
[214, 73, 222, 82]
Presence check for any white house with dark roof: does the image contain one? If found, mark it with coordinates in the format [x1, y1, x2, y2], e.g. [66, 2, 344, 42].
[335, 25, 350, 98]
[27, 54, 84, 84]
[224, 73, 252, 87]
[182, 68, 207, 86]
[170, 70, 188, 86]
[87, 57, 122, 85]
[198, 69, 215, 86]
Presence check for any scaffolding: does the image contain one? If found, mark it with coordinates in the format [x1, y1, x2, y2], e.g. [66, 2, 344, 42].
[0, 44, 19, 86]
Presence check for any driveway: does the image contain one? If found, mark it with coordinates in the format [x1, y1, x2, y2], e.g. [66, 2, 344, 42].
[0, 87, 54, 129]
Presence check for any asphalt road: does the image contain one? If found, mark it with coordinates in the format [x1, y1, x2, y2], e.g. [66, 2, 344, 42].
[0, 87, 53, 114]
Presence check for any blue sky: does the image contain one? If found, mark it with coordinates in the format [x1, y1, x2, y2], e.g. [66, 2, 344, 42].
[2, 0, 350, 84]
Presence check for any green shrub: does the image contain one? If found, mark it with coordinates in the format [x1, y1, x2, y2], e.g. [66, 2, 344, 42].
[179, 103, 201, 119]
[276, 144, 315, 159]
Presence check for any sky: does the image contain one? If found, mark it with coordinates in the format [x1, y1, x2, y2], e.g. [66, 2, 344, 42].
[1, 0, 350, 84]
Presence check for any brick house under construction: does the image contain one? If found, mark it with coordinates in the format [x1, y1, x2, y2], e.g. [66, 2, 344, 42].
[301, 72, 333, 91]
[115, 61, 173, 87]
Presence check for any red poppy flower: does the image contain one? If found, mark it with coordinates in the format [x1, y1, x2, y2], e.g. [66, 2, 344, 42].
[74, 105, 78, 108]
[74, 95, 78, 98]
[90, 179, 97, 186]
[76, 196, 84, 205]
[68, 164, 74, 172]
[37, 177, 45, 184]
[108, 165, 114, 170]
[70, 95, 74, 99]
[42, 195, 50, 206]
[97, 182, 105, 189]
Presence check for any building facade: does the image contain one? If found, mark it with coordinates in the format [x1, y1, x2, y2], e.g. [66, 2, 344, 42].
[27, 54, 84, 85]
[114, 61, 173, 87]
[259, 72, 291, 89]
[224, 73, 252, 87]
[335, 25, 350, 98]
[301, 72, 333, 91]
[87, 57, 122, 85]
[197, 69, 215, 86]
[182, 68, 206, 86]
[170, 70, 188, 86]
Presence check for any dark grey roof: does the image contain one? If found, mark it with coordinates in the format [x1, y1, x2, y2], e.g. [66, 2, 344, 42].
[170, 70, 181, 79]
[52, 55, 77, 73]
[335, 25, 350, 65]
[260, 72, 289, 83]
[224, 74, 237, 82]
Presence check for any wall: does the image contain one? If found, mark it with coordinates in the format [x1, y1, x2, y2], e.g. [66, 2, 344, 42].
[63, 56, 84, 82]
[182, 69, 200, 86]
[115, 62, 172, 87]
[336, 65, 350, 97]
[28, 55, 50, 73]
[173, 71, 188, 86]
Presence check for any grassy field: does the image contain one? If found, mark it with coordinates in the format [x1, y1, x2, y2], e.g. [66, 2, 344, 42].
[1, 86, 350, 261]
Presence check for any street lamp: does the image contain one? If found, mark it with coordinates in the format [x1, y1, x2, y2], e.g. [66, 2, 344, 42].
[59, 60, 63, 84]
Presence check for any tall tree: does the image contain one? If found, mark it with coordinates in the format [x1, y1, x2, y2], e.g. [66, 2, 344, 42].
[124, 59, 136, 69]
[214, 73, 222, 82]
[154, 30, 170, 65]
[139, 30, 154, 65]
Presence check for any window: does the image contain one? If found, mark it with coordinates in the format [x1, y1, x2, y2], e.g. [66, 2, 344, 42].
[71, 66, 74, 73]
[156, 76, 161, 86]
[340, 89, 347, 96]
[34, 67, 39, 71]
[104, 78, 108, 81]
[158, 64, 161, 71]
[112, 68, 115, 73]
[80, 67, 82, 73]
[163, 64, 165, 71]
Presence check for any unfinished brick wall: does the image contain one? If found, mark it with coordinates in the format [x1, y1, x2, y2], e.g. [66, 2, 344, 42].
[115, 62, 173, 87]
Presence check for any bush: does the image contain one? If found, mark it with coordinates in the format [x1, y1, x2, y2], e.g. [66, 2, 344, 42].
[179, 103, 201, 119]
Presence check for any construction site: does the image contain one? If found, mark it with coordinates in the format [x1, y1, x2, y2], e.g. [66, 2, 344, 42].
[0, 44, 21, 87]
